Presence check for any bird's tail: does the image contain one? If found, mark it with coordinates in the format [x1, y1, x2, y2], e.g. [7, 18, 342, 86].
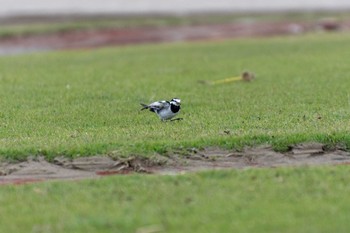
[140, 103, 149, 111]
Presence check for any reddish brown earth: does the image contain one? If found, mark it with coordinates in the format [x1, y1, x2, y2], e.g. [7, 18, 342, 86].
[1, 18, 349, 55]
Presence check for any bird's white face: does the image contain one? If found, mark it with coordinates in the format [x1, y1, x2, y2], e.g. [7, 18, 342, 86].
[171, 98, 181, 106]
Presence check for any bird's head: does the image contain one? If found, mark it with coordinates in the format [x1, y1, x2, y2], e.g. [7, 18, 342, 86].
[171, 98, 181, 106]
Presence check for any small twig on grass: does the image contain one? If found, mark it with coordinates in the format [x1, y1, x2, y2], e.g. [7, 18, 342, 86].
[198, 71, 255, 85]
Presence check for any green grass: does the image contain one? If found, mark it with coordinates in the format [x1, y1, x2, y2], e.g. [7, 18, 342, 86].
[2, 31, 350, 233]
[1, 166, 350, 232]
[1, 33, 350, 159]
[0, 15, 187, 38]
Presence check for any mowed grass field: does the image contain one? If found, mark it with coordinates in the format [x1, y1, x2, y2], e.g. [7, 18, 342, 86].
[0, 33, 350, 159]
[1, 33, 350, 232]
[1, 166, 350, 233]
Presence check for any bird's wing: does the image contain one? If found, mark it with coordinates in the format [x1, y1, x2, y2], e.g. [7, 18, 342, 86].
[148, 100, 169, 110]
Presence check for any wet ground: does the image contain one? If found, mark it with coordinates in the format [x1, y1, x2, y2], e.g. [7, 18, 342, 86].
[0, 17, 348, 56]
[1, 143, 350, 184]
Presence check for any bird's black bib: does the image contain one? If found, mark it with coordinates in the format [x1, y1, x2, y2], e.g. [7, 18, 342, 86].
[170, 104, 180, 113]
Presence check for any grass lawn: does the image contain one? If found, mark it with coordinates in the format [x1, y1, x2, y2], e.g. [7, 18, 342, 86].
[1, 166, 350, 233]
[1, 32, 350, 232]
[1, 33, 350, 159]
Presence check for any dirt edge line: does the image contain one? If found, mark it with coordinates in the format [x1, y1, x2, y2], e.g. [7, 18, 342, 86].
[1, 142, 350, 185]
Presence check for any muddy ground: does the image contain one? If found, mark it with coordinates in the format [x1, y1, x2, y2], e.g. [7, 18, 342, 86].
[1, 16, 349, 55]
[1, 143, 350, 184]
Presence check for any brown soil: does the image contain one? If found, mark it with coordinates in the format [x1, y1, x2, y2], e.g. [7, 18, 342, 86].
[1, 143, 350, 185]
[1, 18, 350, 55]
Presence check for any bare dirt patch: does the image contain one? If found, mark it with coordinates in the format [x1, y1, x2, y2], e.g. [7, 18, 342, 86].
[1, 17, 350, 55]
[1, 143, 349, 184]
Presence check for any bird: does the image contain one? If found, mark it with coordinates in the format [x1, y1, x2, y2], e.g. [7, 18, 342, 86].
[140, 98, 182, 121]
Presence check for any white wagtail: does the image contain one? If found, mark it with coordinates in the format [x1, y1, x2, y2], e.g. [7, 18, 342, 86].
[140, 98, 182, 121]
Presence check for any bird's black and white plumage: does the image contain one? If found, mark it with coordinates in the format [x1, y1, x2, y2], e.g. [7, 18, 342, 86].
[140, 98, 181, 121]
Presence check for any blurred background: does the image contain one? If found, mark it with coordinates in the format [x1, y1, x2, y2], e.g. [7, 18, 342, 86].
[2, 0, 350, 15]
[1, 0, 350, 55]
